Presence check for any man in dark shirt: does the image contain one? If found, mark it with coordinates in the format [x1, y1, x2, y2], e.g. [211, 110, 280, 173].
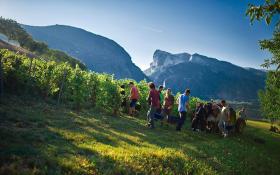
[147, 82, 160, 129]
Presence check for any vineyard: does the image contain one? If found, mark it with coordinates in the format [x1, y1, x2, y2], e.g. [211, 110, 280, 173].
[0, 49, 204, 116]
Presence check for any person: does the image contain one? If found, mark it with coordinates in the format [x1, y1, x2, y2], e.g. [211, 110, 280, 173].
[161, 88, 175, 119]
[154, 85, 164, 119]
[235, 107, 247, 133]
[158, 85, 164, 108]
[238, 107, 247, 120]
[176, 89, 190, 131]
[217, 101, 223, 109]
[129, 82, 139, 116]
[191, 103, 207, 132]
[206, 103, 221, 133]
[218, 100, 230, 137]
[228, 107, 237, 126]
[147, 82, 160, 128]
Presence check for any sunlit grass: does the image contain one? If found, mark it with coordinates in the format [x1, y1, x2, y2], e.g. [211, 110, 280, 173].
[1, 96, 280, 175]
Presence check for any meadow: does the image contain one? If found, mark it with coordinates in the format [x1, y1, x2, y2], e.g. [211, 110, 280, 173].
[0, 95, 280, 175]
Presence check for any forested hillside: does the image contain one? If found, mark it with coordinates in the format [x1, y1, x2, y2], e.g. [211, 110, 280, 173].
[0, 17, 86, 69]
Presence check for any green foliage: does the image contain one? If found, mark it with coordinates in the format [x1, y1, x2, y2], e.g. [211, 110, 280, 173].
[135, 80, 150, 110]
[0, 49, 118, 113]
[259, 71, 280, 122]
[95, 74, 122, 114]
[246, 2, 280, 124]
[189, 97, 207, 111]
[0, 16, 48, 55]
[42, 49, 87, 70]
[85, 72, 99, 107]
[260, 31, 280, 70]
[246, 0, 280, 28]
[258, 32, 280, 123]
[0, 17, 86, 69]
[0, 49, 208, 115]
[65, 65, 89, 109]
[1, 50, 33, 94]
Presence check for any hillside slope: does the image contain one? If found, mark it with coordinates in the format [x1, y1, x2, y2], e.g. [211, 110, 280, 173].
[0, 18, 85, 69]
[145, 50, 266, 101]
[22, 25, 148, 81]
[0, 96, 279, 175]
[0, 39, 36, 58]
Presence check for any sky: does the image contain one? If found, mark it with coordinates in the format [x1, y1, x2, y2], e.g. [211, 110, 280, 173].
[0, 0, 277, 70]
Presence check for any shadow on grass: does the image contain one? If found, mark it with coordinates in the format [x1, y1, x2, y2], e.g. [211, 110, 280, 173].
[1, 98, 280, 175]
[66, 110, 280, 174]
[0, 102, 121, 174]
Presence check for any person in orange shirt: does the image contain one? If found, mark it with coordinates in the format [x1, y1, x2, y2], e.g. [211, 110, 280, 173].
[129, 82, 139, 116]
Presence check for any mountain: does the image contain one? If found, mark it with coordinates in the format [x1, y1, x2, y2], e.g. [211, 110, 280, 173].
[145, 50, 266, 101]
[22, 24, 148, 81]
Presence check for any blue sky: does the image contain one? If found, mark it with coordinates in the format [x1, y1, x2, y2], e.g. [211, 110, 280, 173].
[0, 0, 276, 70]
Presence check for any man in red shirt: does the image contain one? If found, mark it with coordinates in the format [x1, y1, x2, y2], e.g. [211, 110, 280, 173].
[129, 82, 139, 116]
[147, 82, 160, 128]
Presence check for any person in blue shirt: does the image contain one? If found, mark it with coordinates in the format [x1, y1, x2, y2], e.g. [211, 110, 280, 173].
[176, 89, 190, 131]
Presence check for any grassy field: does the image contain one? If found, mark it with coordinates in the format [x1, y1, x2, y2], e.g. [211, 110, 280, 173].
[0, 96, 280, 175]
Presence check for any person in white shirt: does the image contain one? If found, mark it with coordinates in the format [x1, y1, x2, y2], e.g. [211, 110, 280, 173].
[218, 100, 230, 137]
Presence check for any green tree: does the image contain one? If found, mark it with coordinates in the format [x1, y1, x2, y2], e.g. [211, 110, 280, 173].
[260, 32, 280, 70]
[258, 32, 280, 123]
[246, 1, 280, 123]
[259, 71, 280, 124]
[246, 0, 280, 27]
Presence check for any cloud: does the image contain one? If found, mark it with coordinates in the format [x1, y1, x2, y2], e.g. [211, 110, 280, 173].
[142, 26, 163, 33]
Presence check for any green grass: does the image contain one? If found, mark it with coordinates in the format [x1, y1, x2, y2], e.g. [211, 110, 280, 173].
[1, 96, 280, 175]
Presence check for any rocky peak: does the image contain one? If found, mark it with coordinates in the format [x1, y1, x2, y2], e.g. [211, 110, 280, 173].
[151, 49, 191, 67]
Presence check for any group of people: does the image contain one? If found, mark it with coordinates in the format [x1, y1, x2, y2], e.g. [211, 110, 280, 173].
[128, 82, 247, 137]
[192, 100, 247, 137]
